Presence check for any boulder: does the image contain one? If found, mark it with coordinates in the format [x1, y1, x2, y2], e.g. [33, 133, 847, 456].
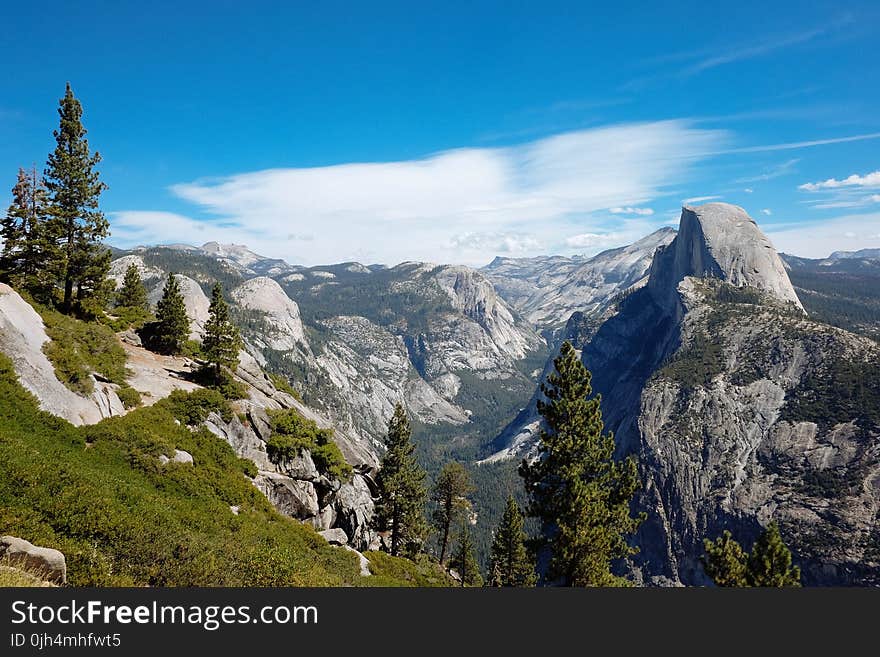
[331, 474, 376, 551]
[0, 536, 66, 585]
[318, 528, 348, 546]
[172, 450, 193, 465]
[254, 472, 320, 518]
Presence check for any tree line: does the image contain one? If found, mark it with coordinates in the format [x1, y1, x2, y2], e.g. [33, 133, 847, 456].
[1, 84, 243, 388]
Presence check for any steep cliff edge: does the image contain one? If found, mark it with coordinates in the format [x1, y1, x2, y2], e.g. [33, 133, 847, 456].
[585, 204, 878, 585]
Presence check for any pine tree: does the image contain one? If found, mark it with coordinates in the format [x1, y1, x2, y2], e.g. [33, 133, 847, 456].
[43, 82, 110, 314]
[702, 523, 801, 587]
[116, 264, 148, 310]
[201, 282, 242, 381]
[1, 167, 55, 301]
[702, 530, 748, 587]
[747, 523, 801, 587]
[520, 341, 644, 586]
[451, 523, 483, 587]
[374, 403, 428, 557]
[488, 496, 536, 587]
[431, 462, 474, 564]
[153, 273, 190, 355]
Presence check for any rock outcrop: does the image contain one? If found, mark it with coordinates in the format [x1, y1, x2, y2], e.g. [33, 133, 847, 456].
[230, 277, 310, 352]
[646, 204, 803, 312]
[0, 283, 125, 425]
[0, 536, 66, 585]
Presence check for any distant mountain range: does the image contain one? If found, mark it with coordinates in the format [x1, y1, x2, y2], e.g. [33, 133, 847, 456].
[81, 208, 880, 584]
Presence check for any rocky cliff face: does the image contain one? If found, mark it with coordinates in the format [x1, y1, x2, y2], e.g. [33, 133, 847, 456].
[582, 204, 877, 585]
[486, 203, 879, 585]
[483, 227, 676, 330]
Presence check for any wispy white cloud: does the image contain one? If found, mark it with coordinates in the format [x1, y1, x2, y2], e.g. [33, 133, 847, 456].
[719, 132, 880, 155]
[799, 170, 880, 190]
[767, 212, 880, 257]
[564, 232, 627, 249]
[608, 206, 654, 216]
[744, 188, 754, 193]
[683, 195, 721, 204]
[737, 158, 800, 183]
[113, 120, 727, 266]
[448, 232, 541, 255]
[682, 27, 826, 76]
[761, 209, 772, 215]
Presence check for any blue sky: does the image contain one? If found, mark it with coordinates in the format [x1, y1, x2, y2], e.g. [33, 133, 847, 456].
[1, 0, 878, 265]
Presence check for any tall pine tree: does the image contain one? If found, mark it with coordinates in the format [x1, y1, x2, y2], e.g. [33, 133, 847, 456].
[747, 523, 801, 587]
[374, 403, 428, 557]
[451, 523, 483, 587]
[0, 167, 55, 301]
[520, 341, 644, 586]
[431, 462, 474, 564]
[44, 83, 110, 314]
[116, 263, 148, 310]
[201, 282, 242, 381]
[152, 273, 190, 355]
[702, 530, 749, 587]
[488, 496, 536, 587]
[702, 523, 801, 587]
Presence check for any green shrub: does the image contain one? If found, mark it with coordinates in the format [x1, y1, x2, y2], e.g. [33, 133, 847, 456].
[266, 409, 352, 480]
[39, 306, 128, 394]
[190, 368, 248, 401]
[116, 386, 142, 409]
[162, 388, 232, 424]
[239, 458, 258, 478]
[102, 306, 153, 332]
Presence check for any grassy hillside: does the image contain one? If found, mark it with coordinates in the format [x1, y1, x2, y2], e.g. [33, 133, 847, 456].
[0, 353, 443, 587]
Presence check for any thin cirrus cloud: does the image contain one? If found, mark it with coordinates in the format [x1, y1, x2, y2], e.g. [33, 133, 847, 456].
[609, 206, 654, 216]
[682, 195, 721, 204]
[736, 158, 800, 184]
[112, 120, 728, 266]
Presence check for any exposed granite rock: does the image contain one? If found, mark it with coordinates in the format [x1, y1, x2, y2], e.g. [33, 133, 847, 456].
[0, 536, 66, 584]
[0, 283, 125, 425]
[230, 277, 310, 352]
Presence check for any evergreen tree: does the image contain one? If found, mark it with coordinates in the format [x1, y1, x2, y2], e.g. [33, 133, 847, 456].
[701, 530, 748, 587]
[520, 341, 644, 586]
[116, 264, 148, 310]
[153, 273, 189, 355]
[451, 523, 483, 587]
[374, 404, 428, 557]
[0, 167, 55, 301]
[201, 282, 242, 380]
[702, 523, 801, 587]
[488, 496, 536, 587]
[431, 462, 474, 564]
[747, 523, 801, 587]
[43, 83, 110, 314]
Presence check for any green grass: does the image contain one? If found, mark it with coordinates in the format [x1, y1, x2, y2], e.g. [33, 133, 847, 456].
[0, 353, 423, 586]
[364, 551, 456, 586]
[38, 306, 128, 394]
